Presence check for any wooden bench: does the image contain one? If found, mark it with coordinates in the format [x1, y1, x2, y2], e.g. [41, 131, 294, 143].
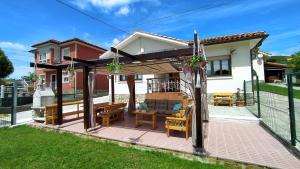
[45, 100, 83, 125]
[213, 92, 233, 106]
[99, 103, 127, 126]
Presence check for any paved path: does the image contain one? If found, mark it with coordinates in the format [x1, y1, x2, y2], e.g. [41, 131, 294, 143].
[209, 105, 258, 122]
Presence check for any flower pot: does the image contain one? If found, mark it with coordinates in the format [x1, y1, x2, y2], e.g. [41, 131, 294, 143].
[236, 101, 244, 107]
[197, 61, 206, 67]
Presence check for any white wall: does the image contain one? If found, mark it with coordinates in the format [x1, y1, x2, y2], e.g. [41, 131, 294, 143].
[252, 58, 265, 82]
[204, 41, 253, 93]
[109, 74, 154, 95]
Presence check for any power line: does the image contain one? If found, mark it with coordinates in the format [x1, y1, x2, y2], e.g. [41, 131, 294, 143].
[128, 0, 242, 28]
[55, 0, 130, 35]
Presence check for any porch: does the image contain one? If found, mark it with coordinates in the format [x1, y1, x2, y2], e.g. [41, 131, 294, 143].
[32, 106, 300, 169]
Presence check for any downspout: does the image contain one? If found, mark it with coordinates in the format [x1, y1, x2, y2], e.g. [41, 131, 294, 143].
[74, 43, 78, 97]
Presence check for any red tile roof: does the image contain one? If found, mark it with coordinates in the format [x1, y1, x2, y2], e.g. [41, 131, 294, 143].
[31, 38, 107, 51]
[139, 31, 268, 46]
[60, 38, 107, 51]
[31, 39, 60, 47]
[198, 32, 268, 45]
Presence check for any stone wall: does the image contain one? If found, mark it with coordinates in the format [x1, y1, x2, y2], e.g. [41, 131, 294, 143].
[110, 94, 145, 104]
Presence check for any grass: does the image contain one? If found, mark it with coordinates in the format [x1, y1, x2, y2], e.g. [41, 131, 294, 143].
[259, 83, 300, 99]
[0, 126, 230, 169]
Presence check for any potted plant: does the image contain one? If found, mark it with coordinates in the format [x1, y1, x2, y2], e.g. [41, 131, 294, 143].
[236, 88, 245, 107]
[67, 67, 74, 77]
[190, 54, 206, 68]
[106, 59, 124, 74]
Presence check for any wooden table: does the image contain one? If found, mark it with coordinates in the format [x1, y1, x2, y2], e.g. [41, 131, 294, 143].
[134, 111, 157, 129]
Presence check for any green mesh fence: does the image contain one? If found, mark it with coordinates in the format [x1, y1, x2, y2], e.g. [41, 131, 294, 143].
[245, 75, 259, 117]
[292, 74, 300, 143]
[259, 88, 291, 141]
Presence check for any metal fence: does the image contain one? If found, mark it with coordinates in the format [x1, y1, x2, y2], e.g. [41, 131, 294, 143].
[0, 83, 33, 127]
[245, 73, 299, 147]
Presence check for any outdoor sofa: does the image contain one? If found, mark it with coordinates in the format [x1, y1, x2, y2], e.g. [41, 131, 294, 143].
[143, 99, 183, 116]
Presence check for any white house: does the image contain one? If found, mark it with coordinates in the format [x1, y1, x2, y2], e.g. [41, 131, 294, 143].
[101, 31, 268, 103]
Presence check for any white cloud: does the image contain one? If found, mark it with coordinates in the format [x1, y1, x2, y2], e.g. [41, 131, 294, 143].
[0, 42, 27, 51]
[83, 32, 90, 38]
[115, 6, 130, 16]
[112, 38, 120, 45]
[71, 0, 159, 11]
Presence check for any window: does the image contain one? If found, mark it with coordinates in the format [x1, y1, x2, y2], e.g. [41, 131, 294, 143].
[119, 74, 143, 81]
[39, 75, 46, 84]
[206, 56, 231, 77]
[39, 53, 47, 63]
[62, 48, 70, 61]
[62, 73, 69, 83]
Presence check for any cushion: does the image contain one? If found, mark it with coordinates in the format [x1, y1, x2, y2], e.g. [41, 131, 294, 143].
[167, 100, 182, 110]
[155, 100, 168, 111]
[144, 99, 156, 110]
[138, 103, 149, 112]
[173, 103, 182, 113]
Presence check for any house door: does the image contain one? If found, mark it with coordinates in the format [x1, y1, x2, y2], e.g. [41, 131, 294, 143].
[50, 74, 56, 90]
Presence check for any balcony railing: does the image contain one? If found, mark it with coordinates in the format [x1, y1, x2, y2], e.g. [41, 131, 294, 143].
[146, 77, 191, 96]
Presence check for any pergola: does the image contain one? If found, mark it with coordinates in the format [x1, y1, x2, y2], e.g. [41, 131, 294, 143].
[30, 33, 205, 150]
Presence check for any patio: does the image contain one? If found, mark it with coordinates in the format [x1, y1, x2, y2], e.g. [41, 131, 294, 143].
[32, 106, 300, 169]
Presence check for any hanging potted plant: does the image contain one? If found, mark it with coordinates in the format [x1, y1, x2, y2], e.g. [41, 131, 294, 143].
[190, 54, 206, 68]
[106, 59, 124, 74]
[67, 66, 75, 77]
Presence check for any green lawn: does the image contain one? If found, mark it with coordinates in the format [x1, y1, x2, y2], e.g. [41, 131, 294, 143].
[259, 83, 300, 99]
[0, 126, 230, 169]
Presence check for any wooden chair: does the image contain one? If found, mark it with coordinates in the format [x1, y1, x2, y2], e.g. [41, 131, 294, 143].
[165, 106, 192, 140]
[213, 92, 233, 106]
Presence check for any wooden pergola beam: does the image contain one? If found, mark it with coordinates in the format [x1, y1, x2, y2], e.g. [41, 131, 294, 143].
[62, 47, 193, 68]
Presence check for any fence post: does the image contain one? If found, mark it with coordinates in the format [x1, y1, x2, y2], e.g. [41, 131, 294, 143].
[243, 80, 247, 106]
[11, 82, 17, 125]
[0, 85, 4, 107]
[287, 74, 296, 146]
[256, 75, 261, 118]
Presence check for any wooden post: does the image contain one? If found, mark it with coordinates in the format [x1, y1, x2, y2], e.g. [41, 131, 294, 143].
[83, 66, 90, 129]
[127, 75, 136, 113]
[57, 68, 63, 125]
[111, 75, 115, 103]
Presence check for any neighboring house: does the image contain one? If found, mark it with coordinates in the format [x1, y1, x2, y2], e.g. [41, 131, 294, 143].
[101, 31, 268, 103]
[264, 62, 289, 83]
[30, 38, 109, 94]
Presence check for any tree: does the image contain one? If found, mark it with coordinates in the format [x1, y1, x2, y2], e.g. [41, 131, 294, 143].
[289, 51, 300, 72]
[0, 48, 14, 79]
[21, 72, 38, 85]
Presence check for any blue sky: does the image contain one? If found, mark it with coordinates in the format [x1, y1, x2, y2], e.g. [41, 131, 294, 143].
[0, 0, 299, 79]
